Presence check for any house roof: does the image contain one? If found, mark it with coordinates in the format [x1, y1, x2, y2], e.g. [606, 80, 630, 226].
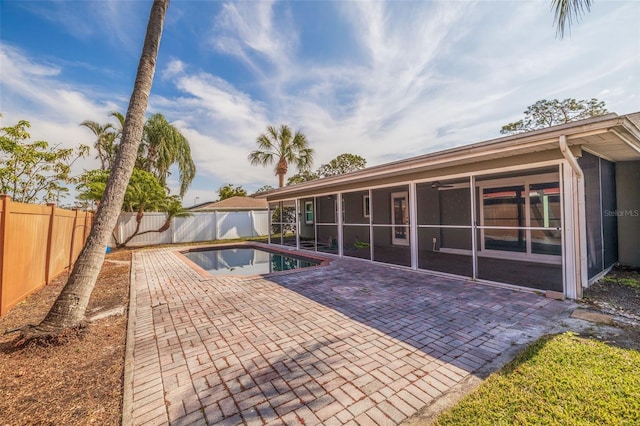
[191, 196, 268, 211]
[258, 112, 640, 200]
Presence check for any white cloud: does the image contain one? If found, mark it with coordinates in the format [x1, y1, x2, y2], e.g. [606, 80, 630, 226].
[4, 0, 639, 207]
[211, 0, 297, 76]
[0, 45, 124, 201]
[165, 0, 639, 205]
[153, 63, 278, 195]
[1, 45, 120, 123]
[162, 59, 185, 80]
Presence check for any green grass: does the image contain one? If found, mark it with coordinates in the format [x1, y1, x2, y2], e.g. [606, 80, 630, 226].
[603, 275, 640, 289]
[434, 332, 640, 425]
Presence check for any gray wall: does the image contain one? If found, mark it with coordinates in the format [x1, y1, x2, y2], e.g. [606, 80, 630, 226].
[416, 184, 471, 252]
[616, 161, 640, 267]
[579, 152, 606, 278]
[372, 186, 407, 247]
[298, 198, 315, 239]
[343, 191, 369, 224]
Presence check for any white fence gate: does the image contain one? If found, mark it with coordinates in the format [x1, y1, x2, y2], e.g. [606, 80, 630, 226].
[113, 210, 269, 247]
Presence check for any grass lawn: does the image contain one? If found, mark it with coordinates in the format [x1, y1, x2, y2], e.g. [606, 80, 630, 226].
[434, 332, 640, 425]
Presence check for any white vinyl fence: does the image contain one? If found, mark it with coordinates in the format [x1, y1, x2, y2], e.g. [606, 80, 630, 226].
[112, 210, 269, 247]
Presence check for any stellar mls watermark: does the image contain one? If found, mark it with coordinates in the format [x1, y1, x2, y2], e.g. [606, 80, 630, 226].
[604, 209, 640, 217]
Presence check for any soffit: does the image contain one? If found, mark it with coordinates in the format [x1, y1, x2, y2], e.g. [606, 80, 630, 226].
[571, 128, 640, 162]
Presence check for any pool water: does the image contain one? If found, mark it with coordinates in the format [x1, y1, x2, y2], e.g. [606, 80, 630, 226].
[183, 247, 319, 276]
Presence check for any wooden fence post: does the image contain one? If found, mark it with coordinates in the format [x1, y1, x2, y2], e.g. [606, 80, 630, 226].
[68, 209, 79, 270]
[0, 195, 10, 316]
[82, 210, 90, 243]
[44, 203, 56, 284]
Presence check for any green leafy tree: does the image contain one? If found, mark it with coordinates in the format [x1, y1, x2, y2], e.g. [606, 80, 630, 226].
[217, 183, 247, 200]
[21, 0, 170, 340]
[286, 170, 319, 186]
[79, 112, 127, 171]
[552, 0, 592, 38]
[84, 111, 196, 197]
[248, 124, 314, 188]
[79, 120, 117, 170]
[500, 98, 608, 135]
[286, 153, 366, 185]
[77, 169, 190, 248]
[317, 153, 367, 177]
[141, 113, 195, 197]
[253, 184, 274, 194]
[0, 117, 89, 203]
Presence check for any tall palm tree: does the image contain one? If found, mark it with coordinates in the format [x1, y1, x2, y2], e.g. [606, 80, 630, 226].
[142, 113, 195, 197]
[79, 120, 115, 169]
[23, 0, 170, 338]
[94, 110, 195, 197]
[248, 124, 314, 188]
[552, 0, 592, 38]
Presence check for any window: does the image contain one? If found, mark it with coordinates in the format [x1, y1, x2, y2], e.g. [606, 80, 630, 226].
[304, 201, 314, 224]
[482, 185, 527, 252]
[478, 174, 561, 260]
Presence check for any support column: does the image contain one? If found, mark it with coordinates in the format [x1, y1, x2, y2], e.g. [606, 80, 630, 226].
[562, 161, 580, 299]
[470, 176, 478, 281]
[337, 194, 343, 257]
[409, 182, 418, 270]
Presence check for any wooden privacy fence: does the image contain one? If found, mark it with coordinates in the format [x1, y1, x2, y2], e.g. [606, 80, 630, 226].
[0, 195, 94, 316]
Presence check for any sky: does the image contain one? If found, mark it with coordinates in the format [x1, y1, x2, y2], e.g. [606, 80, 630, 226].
[1, 0, 639, 206]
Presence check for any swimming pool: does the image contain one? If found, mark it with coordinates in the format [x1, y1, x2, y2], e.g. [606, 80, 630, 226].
[182, 246, 322, 276]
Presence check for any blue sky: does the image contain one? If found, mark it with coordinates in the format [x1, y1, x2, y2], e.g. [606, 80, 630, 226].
[1, 0, 639, 206]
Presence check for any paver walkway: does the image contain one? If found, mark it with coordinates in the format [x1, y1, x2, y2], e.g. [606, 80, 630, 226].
[124, 246, 574, 425]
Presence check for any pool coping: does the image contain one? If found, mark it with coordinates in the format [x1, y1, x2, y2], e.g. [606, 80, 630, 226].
[173, 241, 332, 280]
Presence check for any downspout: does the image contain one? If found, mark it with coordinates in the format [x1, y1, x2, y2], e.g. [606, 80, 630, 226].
[559, 135, 587, 298]
[560, 135, 583, 179]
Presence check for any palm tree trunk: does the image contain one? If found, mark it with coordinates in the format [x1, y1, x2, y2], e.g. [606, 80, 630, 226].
[277, 157, 288, 187]
[24, 0, 170, 337]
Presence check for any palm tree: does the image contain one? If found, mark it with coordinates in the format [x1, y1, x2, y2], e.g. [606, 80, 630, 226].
[22, 0, 170, 339]
[79, 120, 115, 169]
[552, 0, 592, 38]
[90, 111, 195, 197]
[248, 124, 314, 188]
[142, 113, 195, 197]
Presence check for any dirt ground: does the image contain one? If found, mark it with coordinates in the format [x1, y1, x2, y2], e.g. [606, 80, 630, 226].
[0, 253, 638, 425]
[0, 250, 131, 426]
[582, 265, 640, 320]
[577, 265, 640, 351]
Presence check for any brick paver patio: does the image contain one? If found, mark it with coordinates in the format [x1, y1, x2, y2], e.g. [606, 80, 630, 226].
[124, 245, 574, 425]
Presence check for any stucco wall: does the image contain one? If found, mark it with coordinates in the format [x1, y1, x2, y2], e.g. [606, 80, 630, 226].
[616, 161, 640, 267]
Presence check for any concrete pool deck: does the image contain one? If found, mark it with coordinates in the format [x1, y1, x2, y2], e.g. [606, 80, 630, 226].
[123, 245, 575, 425]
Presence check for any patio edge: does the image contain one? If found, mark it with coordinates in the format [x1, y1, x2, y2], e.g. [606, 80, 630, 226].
[121, 251, 138, 426]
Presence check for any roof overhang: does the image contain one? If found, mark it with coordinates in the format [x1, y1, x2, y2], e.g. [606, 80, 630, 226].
[258, 113, 640, 201]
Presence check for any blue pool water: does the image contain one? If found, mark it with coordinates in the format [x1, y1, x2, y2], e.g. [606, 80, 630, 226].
[183, 247, 319, 276]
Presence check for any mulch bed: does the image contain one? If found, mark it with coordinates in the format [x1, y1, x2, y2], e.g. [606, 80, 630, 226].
[0, 250, 131, 426]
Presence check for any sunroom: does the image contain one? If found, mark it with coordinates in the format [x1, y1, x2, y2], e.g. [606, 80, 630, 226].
[260, 112, 640, 298]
